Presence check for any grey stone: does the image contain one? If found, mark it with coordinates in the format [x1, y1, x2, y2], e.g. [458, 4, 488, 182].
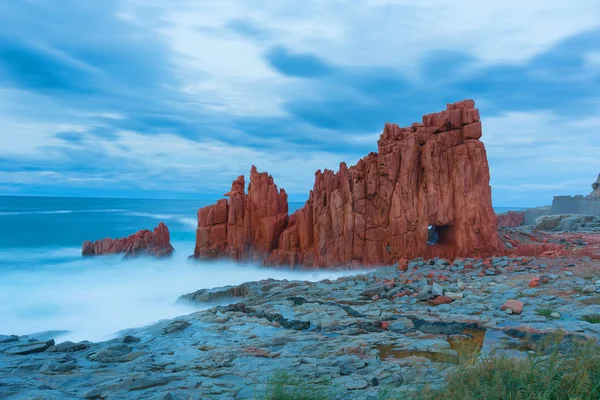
[416, 293, 431, 301]
[431, 282, 444, 297]
[582, 285, 597, 293]
[0, 335, 19, 344]
[344, 376, 369, 390]
[89, 344, 132, 363]
[122, 335, 141, 343]
[46, 341, 89, 353]
[5, 339, 54, 355]
[179, 282, 261, 304]
[445, 291, 464, 300]
[363, 282, 385, 297]
[389, 318, 414, 333]
[39, 361, 77, 374]
[162, 320, 191, 334]
[129, 376, 170, 391]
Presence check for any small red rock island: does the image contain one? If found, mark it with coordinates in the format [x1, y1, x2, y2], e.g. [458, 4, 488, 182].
[195, 99, 501, 267]
[82, 222, 174, 258]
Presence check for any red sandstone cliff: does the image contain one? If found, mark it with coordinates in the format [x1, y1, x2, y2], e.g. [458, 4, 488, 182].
[82, 222, 174, 258]
[194, 99, 501, 267]
[195, 168, 289, 261]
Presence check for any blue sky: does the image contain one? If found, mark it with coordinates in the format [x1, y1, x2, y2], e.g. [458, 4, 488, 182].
[1, 0, 599, 206]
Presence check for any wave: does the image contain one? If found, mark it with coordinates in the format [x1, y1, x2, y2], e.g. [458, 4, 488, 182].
[125, 212, 174, 219]
[177, 217, 198, 229]
[0, 210, 73, 215]
[0, 209, 126, 216]
[0, 247, 82, 263]
[124, 212, 197, 230]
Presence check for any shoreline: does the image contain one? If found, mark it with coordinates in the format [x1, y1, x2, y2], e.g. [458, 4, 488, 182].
[2, 250, 600, 399]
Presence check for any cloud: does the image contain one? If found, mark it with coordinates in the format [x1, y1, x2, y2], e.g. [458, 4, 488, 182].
[264, 46, 334, 78]
[484, 110, 600, 206]
[0, 0, 599, 206]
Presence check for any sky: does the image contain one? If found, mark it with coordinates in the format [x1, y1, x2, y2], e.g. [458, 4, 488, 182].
[0, 0, 599, 207]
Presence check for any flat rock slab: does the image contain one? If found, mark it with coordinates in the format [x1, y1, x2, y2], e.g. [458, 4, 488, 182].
[5, 340, 54, 355]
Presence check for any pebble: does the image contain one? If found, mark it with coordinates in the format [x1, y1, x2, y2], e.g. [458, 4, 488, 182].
[445, 292, 464, 300]
[582, 285, 597, 293]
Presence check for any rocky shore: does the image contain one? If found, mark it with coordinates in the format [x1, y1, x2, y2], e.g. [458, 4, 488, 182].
[3, 252, 600, 399]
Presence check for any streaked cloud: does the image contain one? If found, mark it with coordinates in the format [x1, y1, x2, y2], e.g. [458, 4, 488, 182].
[0, 0, 599, 206]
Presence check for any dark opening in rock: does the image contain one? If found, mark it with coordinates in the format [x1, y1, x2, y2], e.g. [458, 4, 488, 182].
[427, 226, 439, 245]
[427, 225, 451, 245]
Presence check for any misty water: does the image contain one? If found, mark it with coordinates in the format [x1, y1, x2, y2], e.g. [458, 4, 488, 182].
[0, 196, 365, 343]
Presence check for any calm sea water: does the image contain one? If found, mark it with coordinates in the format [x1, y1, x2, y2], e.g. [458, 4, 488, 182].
[0, 196, 522, 342]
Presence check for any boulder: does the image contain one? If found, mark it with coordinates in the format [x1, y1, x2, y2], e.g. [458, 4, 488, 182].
[428, 296, 454, 305]
[497, 211, 525, 228]
[46, 341, 89, 353]
[534, 214, 600, 231]
[535, 215, 571, 231]
[5, 339, 55, 355]
[82, 222, 174, 258]
[500, 299, 524, 314]
[363, 282, 386, 297]
[388, 318, 415, 333]
[194, 100, 500, 267]
[178, 282, 261, 304]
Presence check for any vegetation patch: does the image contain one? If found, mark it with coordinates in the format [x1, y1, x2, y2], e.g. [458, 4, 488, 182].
[257, 340, 600, 400]
[536, 308, 554, 318]
[255, 371, 335, 400]
[582, 314, 600, 324]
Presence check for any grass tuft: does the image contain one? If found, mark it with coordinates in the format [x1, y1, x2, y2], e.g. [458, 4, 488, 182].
[536, 308, 554, 318]
[582, 314, 600, 324]
[254, 370, 333, 400]
[414, 340, 600, 400]
[257, 340, 600, 400]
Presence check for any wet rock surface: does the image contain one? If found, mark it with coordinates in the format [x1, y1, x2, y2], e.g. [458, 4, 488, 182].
[2, 255, 600, 399]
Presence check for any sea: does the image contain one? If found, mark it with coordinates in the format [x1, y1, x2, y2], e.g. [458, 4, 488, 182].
[0, 196, 521, 343]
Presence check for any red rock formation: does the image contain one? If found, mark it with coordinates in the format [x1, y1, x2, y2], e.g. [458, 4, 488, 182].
[82, 222, 174, 258]
[497, 211, 525, 228]
[194, 167, 289, 261]
[195, 99, 501, 267]
[501, 227, 600, 259]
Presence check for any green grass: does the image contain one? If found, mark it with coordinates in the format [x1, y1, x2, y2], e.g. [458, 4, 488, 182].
[257, 339, 600, 400]
[254, 371, 334, 400]
[415, 341, 600, 400]
[536, 308, 554, 318]
[582, 314, 600, 324]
